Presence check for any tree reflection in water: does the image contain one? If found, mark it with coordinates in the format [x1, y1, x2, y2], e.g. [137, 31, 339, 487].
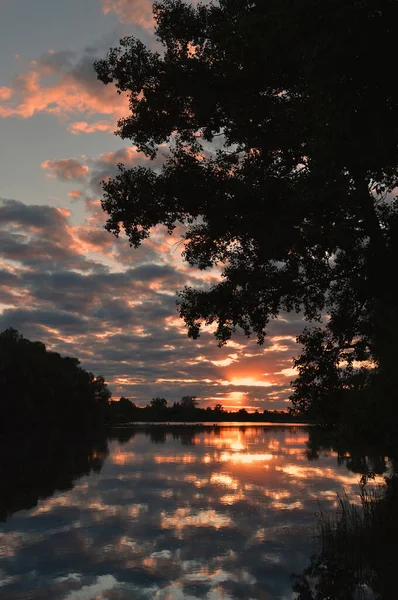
[0, 431, 109, 522]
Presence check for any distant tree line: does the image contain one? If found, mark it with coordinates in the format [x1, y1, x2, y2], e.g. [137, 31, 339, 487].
[0, 328, 111, 433]
[109, 395, 301, 424]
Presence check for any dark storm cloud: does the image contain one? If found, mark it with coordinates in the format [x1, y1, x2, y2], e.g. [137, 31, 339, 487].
[37, 50, 76, 72]
[0, 307, 86, 331]
[0, 198, 67, 229]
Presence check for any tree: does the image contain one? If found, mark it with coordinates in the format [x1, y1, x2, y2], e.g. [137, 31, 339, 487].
[180, 395, 198, 410]
[0, 329, 112, 431]
[150, 397, 168, 410]
[94, 1, 398, 421]
[119, 396, 136, 408]
[214, 404, 224, 413]
[109, 396, 137, 423]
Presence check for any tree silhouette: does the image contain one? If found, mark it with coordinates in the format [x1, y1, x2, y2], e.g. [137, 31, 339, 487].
[151, 398, 167, 410]
[180, 395, 198, 410]
[109, 396, 137, 423]
[0, 328, 111, 432]
[95, 0, 397, 423]
[150, 397, 168, 410]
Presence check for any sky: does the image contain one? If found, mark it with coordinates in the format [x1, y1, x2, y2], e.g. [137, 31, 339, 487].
[0, 0, 305, 410]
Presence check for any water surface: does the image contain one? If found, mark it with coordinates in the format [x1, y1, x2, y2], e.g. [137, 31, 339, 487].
[0, 425, 384, 599]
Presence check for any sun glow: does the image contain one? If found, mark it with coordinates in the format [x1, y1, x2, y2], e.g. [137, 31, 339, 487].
[228, 391, 245, 400]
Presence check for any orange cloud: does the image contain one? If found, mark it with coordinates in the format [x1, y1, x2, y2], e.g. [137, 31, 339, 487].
[97, 146, 151, 166]
[275, 367, 298, 378]
[101, 0, 204, 29]
[0, 66, 128, 122]
[101, 0, 155, 28]
[68, 120, 115, 135]
[68, 190, 82, 199]
[0, 86, 13, 100]
[41, 158, 89, 182]
[74, 225, 114, 254]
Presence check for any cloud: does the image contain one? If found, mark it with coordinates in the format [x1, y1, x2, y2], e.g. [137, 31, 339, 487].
[87, 145, 168, 196]
[101, 0, 155, 29]
[0, 51, 128, 123]
[100, 0, 206, 30]
[0, 198, 99, 273]
[36, 49, 76, 73]
[68, 190, 82, 199]
[68, 120, 115, 135]
[0, 307, 86, 331]
[0, 197, 301, 409]
[0, 86, 13, 100]
[97, 146, 148, 166]
[0, 198, 70, 230]
[41, 158, 89, 182]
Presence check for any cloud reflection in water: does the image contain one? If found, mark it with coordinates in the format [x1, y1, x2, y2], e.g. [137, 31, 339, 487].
[0, 426, 381, 599]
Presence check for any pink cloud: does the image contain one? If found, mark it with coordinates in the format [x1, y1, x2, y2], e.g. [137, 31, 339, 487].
[0, 86, 13, 100]
[101, 0, 155, 28]
[68, 190, 82, 199]
[81, 197, 108, 227]
[41, 158, 89, 182]
[0, 63, 128, 122]
[98, 146, 147, 166]
[101, 0, 204, 29]
[68, 120, 115, 135]
[74, 225, 114, 254]
[93, 145, 168, 171]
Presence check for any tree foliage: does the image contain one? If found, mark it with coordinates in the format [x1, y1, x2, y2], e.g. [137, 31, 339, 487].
[180, 395, 198, 410]
[150, 397, 168, 410]
[0, 328, 111, 432]
[94, 0, 397, 422]
[109, 396, 137, 423]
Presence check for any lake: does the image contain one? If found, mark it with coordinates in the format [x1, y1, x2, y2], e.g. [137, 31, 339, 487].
[0, 425, 388, 599]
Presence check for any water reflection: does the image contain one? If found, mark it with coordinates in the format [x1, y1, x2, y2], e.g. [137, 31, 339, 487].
[0, 426, 390, 599]
[0, 432, 109, 522]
